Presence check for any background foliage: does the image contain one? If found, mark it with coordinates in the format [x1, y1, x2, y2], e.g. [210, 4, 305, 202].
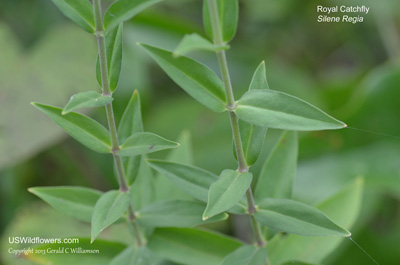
[1, 0, 400, 264]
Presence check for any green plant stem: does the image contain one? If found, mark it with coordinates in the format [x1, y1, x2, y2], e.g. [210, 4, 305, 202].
[207, 0, 265, 247]
[93, 0, 142, 247]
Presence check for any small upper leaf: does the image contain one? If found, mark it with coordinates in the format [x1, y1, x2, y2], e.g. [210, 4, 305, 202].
[147, 160, 217, 202]
[221, 245, 268, 265]
[236, 61, 269, 166]
[62, 91, 113, 114]
[51, 0, 95, 33]
[91, 190, 131, 243]
[254, 131, 298, 202]
[235, 90, 346, 131]
[254, 198, 351, 237]
[137, 200, 228, 228]
[139, 43, 227, 112]
[118, 90, 144, 185]
[28, 186, 102, 223]
[118, 132, 179, 157]
[174, 33, 229, 57]
[32, 103, 111, 153]
[203, 0, 239, 43]
[203, 170, 252, 220]
[96, 23, 123, 92]
[104, 0, 161, 31]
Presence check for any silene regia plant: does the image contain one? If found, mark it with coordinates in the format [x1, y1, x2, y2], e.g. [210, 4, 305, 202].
[28, 0, 364, 264]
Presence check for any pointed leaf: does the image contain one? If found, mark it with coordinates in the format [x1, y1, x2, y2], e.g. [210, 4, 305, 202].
[32, 103, 111, 153]
[254, 198, 351, 237]
[118, 132, 179, 157]
[235, 62, 269, 165]
[147, 160, 217, 202]
[166, 130, 194, 165]
[139, 43, 226, 112]
[62, 91, 113, 114]
[51, 0, 95, 33]
[147, 228, 243, 265]
[203, 170, 252, 220]
[137, 200, 228, 228]
[254, 131, 298, 202]
[221, 245, 268, 265]
[203, 0, 238, 43]
[96, 23, 123, 92]
[28, 186, 102, 223]
[91, 190, 131, 242]
[268, 178, 364, 265]
[235, 90, 346, 131]
[104, 0, 161, 31]
[118, 90, 144, 185]
[109, 246, 152, 265]
[174, 33, 229, 57]
[131, 159, 156, 210]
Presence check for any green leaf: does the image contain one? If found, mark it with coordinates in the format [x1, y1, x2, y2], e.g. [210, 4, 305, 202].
[28, 186, 102, 223]
[147, 228, 243, 265]
[147, 160, 217, 202]
[109, 246, 151, 265]
[203, 169, 252, 220]
[91, 190, 131, 243]
[254, 198, 351, 237]
[118, 132, 179, 157]
[96, 23, 123, 92]
[26, 238, 126, 265]
[139, 43, 226, 112]
[118, 90, 144, 185]
[203, 0, 238, 43]
[137, 200, 228, 228]
[254, 131, 298, 202]
[268, 178, 364, 265]
[62, 91, 113, 114]
[173, 33, 229, 57]
[32, 103, 111, 153]
[104, 0, 161, 31]
[236, 61, 269, 166]
[131, 159, 156, 210]
[221, 245, 268, 265]
[51, 0, 95, 33]
[235, 90, 346, 131]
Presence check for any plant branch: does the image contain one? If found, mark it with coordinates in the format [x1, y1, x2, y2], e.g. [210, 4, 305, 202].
[93, 0, 142, 247]
[207, 0, 265, 247]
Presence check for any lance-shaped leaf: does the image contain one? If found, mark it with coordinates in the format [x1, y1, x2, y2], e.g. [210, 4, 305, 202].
[28, 186, 102, 223]
[91, 190, 131, 242]
[147, 160, 217, 202]
[96, 23, 123, 92]
[174, 33, 229, 57]
[109, 246, 152, 265]
[51, 0, 95, 33]
[118, 132, 179, 157]
[139, 43, 226, 112]
[254, 198, 351, 237]
[32, 103, 111, 153]
[203, 0, 238, 43]
[235, 90, 346, 131]
[235, 61, 269, 166]
[221, 245, 268, 265]
[254, 131, 298, 202]
[118, 90, 144, 185]
[137, 200, 228, 228]
[203, 170, 252, 220]
[104, 0, 161, 31]
[147, 228, 243, 265]
[62, 91, 113, 114]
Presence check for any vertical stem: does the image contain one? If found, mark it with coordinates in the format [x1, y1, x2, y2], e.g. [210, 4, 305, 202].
[207, 0, 265, 247]
[93, 0, 142, 247]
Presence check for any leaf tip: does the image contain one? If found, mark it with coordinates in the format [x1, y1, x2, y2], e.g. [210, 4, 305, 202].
[202, 216, 209, 221]
[343, 123, 348, 128]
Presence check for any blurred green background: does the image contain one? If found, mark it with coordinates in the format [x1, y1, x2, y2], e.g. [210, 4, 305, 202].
[1, 0, 400, 264]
